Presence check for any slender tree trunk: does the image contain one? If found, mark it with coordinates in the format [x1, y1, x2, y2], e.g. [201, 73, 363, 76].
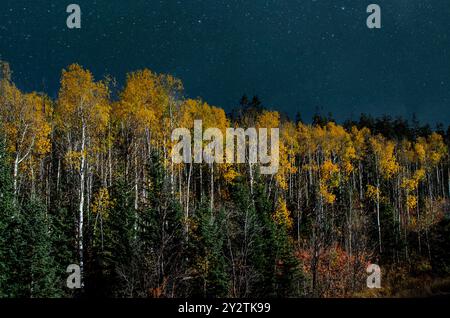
[57, 158, 61, 195]
[210, 163, 214, 211]
[78, 122, 86, 288]
[13, 154, 19, 203]
[248, 162, 254, 197]
[108, 124, 113, 187]
[30, 163, 35, 200]
[359, 162, 363, 201]
[200, 165, 203, 203]
[348, 186, 353, 257]
[375, 159, 382, 254]
[186, 163, 192, 240]
[134, 150, 139, 235]
[376, 182, 382, 254]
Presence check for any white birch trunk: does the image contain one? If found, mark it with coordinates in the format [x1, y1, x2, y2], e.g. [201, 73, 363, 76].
[78, 122, 86, 288]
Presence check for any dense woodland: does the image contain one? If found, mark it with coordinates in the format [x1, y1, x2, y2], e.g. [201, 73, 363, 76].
[0, 60, 450, 298]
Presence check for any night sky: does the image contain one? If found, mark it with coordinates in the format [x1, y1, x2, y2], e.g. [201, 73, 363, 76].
[0, 0, 449, 125]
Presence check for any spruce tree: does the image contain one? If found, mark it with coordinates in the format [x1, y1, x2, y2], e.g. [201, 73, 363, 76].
[104, 177, 136, 297]
[0, 135, 60, 297]
[189, 202, 229, 297]
[22, 199, 60, 297]
[138, 151, 185, 297]
[48, 205, 77, 296]
[0, 137, 15, 297]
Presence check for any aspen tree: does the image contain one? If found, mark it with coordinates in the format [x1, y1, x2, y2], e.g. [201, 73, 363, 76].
[56, 64, 110, 287]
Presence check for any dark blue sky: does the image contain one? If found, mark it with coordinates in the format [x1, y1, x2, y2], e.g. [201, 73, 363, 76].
[1, 0, 449, 125]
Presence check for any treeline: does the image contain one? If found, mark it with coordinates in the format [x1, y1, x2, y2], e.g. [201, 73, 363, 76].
[0, 61, 450, 298]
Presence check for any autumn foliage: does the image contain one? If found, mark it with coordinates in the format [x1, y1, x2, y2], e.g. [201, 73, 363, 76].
[1, 61, 450, 298]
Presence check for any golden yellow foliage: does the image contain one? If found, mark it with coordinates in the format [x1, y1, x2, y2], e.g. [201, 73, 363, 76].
[220, 164, 240, 184]
[406, 195, 417, 211]
[0, 82, 52, 161]
[320, 183, 336, 204]
[370, 135, 399, 179]
[366, 184, 380, 202]
[273, 197, 293, 229]
[401, 169, 425, 193]
[57, 64, 110, 134]
[92, 187, 114, 219]
[256, 110, 280, 129]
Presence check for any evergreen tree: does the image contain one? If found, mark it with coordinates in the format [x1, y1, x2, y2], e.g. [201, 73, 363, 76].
[105, 177, 137, 297]
[272, 220, 303, 297]
[48, 205, 77, 296]
[1, 136, 60, 297]
[22, 199, 60, 297]
[190, 203, 229, 297]
[138, 151, 185, 297]
[0, 137, 16, 297]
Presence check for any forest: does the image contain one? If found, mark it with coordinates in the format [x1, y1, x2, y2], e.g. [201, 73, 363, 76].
[0, 60, 449, 298]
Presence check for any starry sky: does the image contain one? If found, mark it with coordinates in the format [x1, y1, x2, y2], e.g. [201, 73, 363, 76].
[0, 0, 449, 125]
